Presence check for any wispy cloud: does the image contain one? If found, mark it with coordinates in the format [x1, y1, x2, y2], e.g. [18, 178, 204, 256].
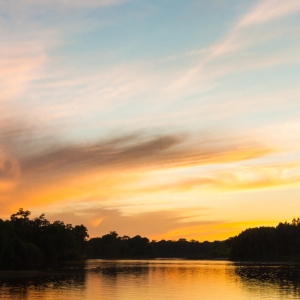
[127, 160, 300, 196]
[176, 163, 300, 192]
[0, 48, 46, 105]
[237, 0, 300, 28]
[214, 0, 300, 57]
[13, 131, 272, 180]
[24, 63, 155, 124]
[168, 0, 300, 94]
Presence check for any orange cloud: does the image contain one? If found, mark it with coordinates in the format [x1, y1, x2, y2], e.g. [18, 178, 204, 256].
[137, 162, 300, 195]
[0, 127, 277, 213]
[184, 163, 300, 192]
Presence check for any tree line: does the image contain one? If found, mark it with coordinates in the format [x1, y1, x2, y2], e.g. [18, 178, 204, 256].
[86, 231, 232, 259]
[1, 209, 300, 270]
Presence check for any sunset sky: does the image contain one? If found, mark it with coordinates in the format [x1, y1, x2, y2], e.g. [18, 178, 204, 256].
[1, 0, 300, 241]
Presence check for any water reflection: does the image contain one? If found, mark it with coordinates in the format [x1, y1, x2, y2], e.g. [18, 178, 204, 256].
[84, 260, 235, 300]
[0, 270, 85, 300]
[88, 261, 150, 277]
[234, 262, 300, 298]
[1, 260, 300, 300]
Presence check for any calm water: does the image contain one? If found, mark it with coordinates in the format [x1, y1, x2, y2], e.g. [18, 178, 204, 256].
[1, 260, 300, 300]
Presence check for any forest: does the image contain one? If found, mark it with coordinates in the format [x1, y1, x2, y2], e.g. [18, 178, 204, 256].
[1, 208, 300, 270]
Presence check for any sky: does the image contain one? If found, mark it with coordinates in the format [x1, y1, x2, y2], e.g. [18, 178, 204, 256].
[1, 0, 300, 241]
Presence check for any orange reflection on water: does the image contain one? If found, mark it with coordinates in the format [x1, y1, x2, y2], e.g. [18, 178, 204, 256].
[85, 260, 244, 300]
[1, 260, 300, 300]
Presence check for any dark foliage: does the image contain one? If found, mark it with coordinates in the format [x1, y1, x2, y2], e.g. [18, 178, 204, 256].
[230, 218, 300, 261]
[0, 209, 88, 270]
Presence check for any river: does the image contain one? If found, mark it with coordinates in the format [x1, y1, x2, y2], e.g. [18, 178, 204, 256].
[1, 260, 300, 299]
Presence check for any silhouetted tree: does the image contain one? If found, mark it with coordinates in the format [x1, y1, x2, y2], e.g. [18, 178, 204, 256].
[0, 209, 89, 270]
